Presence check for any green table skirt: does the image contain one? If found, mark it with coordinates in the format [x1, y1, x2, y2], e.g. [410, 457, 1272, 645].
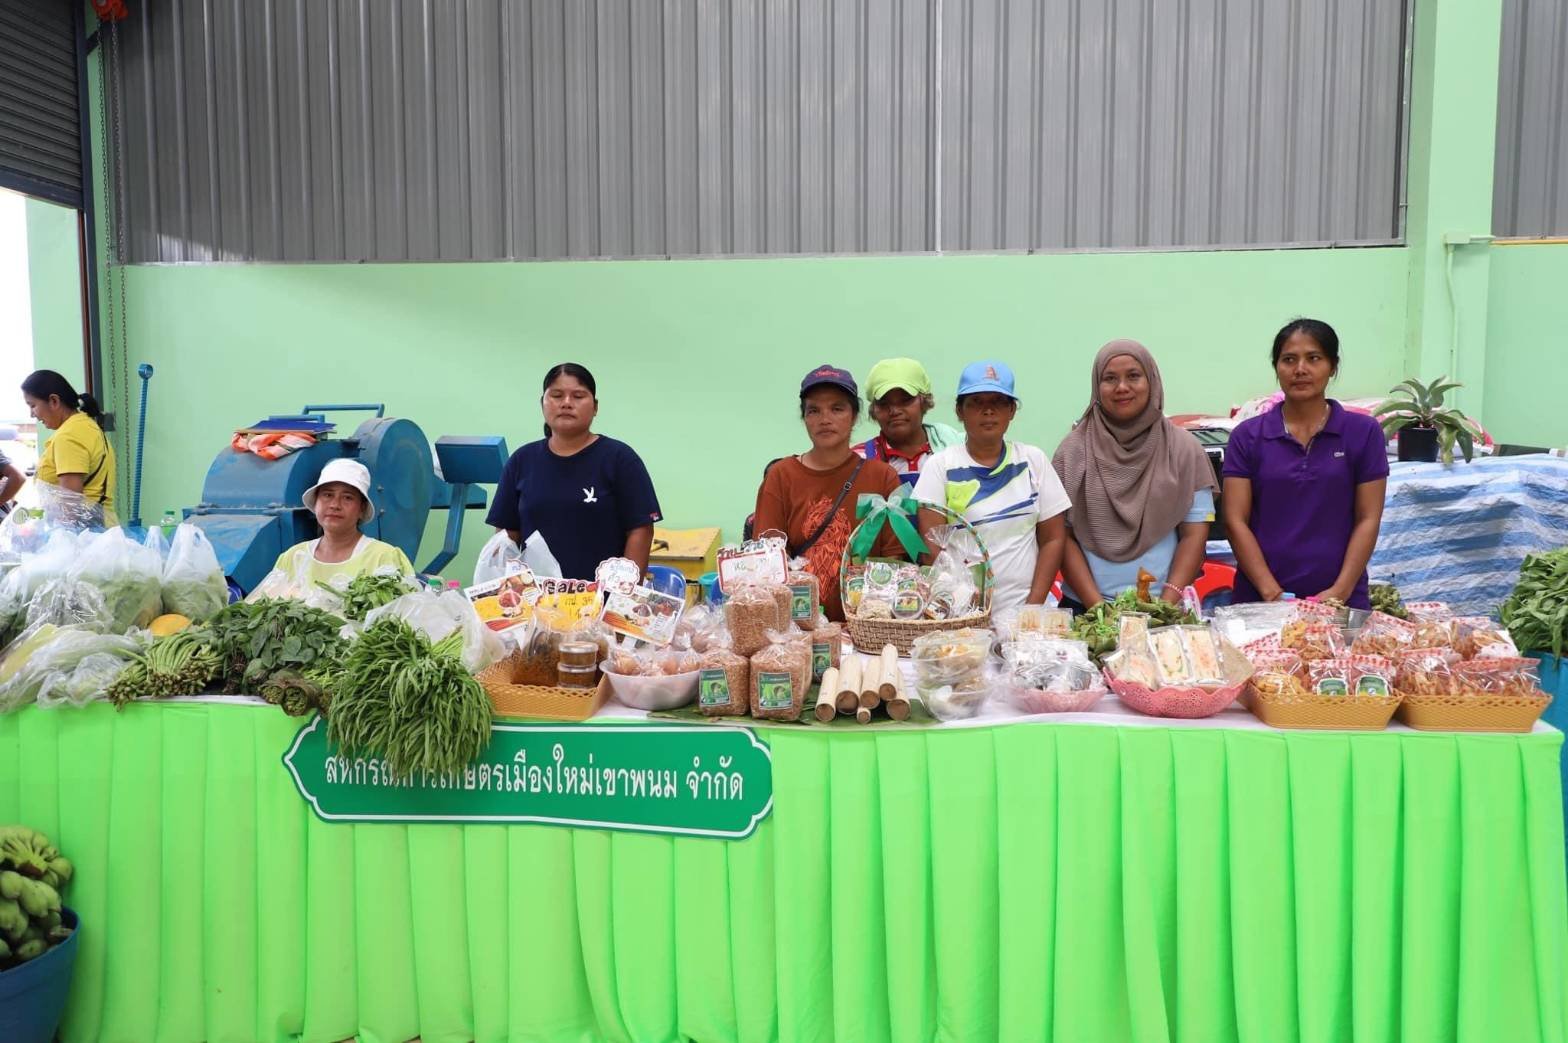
[1, 701, 1565, 1043]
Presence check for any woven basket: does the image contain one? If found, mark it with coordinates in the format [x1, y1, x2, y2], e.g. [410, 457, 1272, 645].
[1394, 689, 1551, 733]
[1105, 671, 1245, 719]
[845, 610, 992, 657]
[1242, 682, 1401, 730]
[839, 496, 994, 656]
[477, 652, 610, 721]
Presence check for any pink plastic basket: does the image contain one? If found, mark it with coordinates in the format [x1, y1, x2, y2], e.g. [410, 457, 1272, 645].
[1104, 670, 1246, 719]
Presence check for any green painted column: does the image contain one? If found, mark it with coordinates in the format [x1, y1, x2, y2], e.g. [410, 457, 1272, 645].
[1403, 0, 1506, 421]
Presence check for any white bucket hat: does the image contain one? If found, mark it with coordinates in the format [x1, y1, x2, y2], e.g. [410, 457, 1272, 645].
[302, 458, 377, 522]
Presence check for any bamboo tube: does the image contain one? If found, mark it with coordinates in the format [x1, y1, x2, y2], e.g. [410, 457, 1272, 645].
[837, 654, 862, 714]
[815, 668, 840, 722]
[860, 654, 882, 710]
[878, 644, 898, 701]
[856, 704, 872, 724]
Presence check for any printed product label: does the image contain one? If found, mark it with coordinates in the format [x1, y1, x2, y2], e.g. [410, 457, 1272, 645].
[811, 642, 830, 682]
[1354, 673, 1391, 697]
[698, 668, 731, 707]
[1315, 677, 1350, 697]
[757, 671, 794, 710]
[790, 584, 813, 620]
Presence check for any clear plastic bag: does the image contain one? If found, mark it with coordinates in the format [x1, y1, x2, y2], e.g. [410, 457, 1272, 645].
[244, 547, 351, 615]
[24, 578, 113, 632]
[37, 652, 134, 709]
[474, 529, 562, 584]
[0, 624, 145, 712]
[65, 527, 164, 634]
[0, 483, 116, 567]
[160, 523, 230, 622]
[0, 529, 84, 644]
[361, 589, 506, 674]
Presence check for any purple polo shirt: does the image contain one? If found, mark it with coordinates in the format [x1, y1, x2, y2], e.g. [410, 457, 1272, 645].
[1222, 399, 1389, 609]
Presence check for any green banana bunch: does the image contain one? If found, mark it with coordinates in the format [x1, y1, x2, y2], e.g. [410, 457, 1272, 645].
[106, 629, 221, 706]
[0, 825, 73, 889]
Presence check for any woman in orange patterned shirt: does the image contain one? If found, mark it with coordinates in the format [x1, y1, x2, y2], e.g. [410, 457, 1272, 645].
[752, 365, 901, 622]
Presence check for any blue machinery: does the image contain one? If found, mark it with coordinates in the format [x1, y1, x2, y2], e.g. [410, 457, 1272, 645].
[183, 404, 507, 594]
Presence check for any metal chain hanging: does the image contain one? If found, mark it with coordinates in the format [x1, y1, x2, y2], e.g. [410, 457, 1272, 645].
[96, 21, 130, 512]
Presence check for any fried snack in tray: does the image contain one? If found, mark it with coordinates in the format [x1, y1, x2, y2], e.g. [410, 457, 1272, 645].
[1451, 657, 1543, 697]
[1350, 612, 1417, 658]
[1452, 617, 1520, 660]
[1251, 668, 1311, 700]
[1409, 618, 1457, 652]
[1280, 619, 1345, 662]
[1395, 647, 1466, 696]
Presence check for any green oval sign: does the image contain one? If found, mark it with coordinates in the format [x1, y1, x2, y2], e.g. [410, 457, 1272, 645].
[282, 717, 774, 840]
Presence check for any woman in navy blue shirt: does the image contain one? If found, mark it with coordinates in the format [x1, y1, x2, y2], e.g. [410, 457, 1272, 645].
[486, 363, 663, 579]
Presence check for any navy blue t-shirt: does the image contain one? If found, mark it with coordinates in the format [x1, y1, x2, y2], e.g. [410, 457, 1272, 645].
[485, 436, 663, 581]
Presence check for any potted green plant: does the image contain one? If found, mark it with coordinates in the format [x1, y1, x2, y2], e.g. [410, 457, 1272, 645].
[1372, 375, 1479, 464]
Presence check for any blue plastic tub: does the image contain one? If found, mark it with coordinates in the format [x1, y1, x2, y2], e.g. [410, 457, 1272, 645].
[0, 907, 81, 1043]
[1533, 655, 1568, 882]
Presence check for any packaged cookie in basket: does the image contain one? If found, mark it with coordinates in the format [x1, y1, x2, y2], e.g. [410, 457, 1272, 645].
[1105, 646, 1159, 689]
[1409, 618, 1457, 652]
[891, 565, 928, 621]
[697, 628, 750, 717]
[725, 583, 789, 657]
[785, 562, 822, 631]
[1453, 617, 1520, 660]
[1178, 626, 1225, 685]
[1280, 619, 1345, 662]
[1251, 661, 1311, 700]
[1148, 626, 1195, 687]
[749, 628, 812, 721]
[1452, 657, 1543, 697]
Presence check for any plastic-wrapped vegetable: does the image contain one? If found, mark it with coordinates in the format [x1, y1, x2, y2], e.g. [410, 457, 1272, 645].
[23, 578, 113, 633]
[361, 589, 505, 674]
[159, 523, 230, 622]
[0, 483, 114, 567]
[64, 528, 163, 635]
[0, 624, 146, 712]
[0, 531, 83, 644]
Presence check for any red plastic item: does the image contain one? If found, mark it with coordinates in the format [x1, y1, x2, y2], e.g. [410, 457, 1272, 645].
[92, 0, 129, 22]
[1193, 561, 1236, 602]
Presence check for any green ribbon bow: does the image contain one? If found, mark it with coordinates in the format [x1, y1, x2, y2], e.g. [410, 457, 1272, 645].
[849, 487, 929, 562]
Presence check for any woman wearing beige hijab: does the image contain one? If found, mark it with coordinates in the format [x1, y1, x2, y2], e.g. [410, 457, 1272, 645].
[1051, 340, 1217, 608]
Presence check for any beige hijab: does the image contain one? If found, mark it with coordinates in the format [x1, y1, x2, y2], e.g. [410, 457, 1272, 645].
[1052, 340, 1217, 563]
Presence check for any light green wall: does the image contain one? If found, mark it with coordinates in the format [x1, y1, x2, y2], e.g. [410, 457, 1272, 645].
[1483, 243, 1568, 448]
[30, 246, 1408, 580]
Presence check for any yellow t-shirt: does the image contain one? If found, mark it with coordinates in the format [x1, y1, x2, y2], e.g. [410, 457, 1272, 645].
[37, 412, 116, 510]
[271, 537, 414, 588]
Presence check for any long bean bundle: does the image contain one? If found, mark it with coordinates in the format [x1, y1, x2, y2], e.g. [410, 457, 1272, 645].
[326, 617, 491, 780]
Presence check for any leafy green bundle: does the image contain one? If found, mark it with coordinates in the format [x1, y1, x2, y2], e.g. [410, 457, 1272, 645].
[1501, 548, 1568, 658]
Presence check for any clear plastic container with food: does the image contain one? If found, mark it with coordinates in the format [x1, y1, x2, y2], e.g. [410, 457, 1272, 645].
[1105, 646, 1159, 689]
[909, 628, 993, 687]
[917, 673, 991, 721]
[1178, 626, 1225, 684]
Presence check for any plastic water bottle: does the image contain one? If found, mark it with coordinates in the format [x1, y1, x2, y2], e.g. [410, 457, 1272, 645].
[160, 511, 180, 540]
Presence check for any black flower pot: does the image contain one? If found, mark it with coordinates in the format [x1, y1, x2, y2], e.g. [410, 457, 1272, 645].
[1397, 424, 1439, 462]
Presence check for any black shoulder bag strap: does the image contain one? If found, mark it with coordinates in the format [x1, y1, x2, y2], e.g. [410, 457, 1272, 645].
[789, 457, 864, 558]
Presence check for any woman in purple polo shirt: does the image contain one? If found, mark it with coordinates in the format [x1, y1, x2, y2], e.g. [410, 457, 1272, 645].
[1221, 319, 1389, 609]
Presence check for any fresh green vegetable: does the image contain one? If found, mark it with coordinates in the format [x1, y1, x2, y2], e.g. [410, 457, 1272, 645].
[329, 572, 415, 622]
[260, 667, 336, 717]
[1369, 583, 1409, 620]
[1501, 547, 1568, 658]
[160, 573, 229, 623]
[1070, 588, 1197, 662]
[328, 618, 491, 781]
[105, 629, 222, 706]
[205, 599, 348, 693]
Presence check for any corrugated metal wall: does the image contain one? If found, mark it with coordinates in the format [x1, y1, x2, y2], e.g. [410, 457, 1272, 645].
[0, 0, 83, 207]
[109, 0, 1408, 263]
[937, 0, 1407, 250]
[1494, 0, 1568, 237]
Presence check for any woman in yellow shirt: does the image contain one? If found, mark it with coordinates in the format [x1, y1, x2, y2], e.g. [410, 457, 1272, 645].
[266, 458, 414, 593]
[22, 370, 117, 517]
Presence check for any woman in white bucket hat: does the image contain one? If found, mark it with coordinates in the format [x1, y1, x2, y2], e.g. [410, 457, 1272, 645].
[252, 457, 414, 600]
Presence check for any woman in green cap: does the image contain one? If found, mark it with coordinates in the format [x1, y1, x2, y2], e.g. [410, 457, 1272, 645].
[852, 358, 961, 487]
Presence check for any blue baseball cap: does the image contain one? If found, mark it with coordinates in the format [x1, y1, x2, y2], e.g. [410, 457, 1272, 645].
[799, 364, 859, 399]
[956, 360, 1017, 398]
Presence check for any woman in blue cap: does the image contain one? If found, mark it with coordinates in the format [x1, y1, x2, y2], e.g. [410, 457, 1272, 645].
[912, 361, 1072, 613]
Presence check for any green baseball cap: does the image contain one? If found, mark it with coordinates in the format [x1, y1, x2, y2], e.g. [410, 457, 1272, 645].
[865, 358, 933, 402]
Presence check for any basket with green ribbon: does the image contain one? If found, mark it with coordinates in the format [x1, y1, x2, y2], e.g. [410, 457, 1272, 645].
[838, 486, 994, 655]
